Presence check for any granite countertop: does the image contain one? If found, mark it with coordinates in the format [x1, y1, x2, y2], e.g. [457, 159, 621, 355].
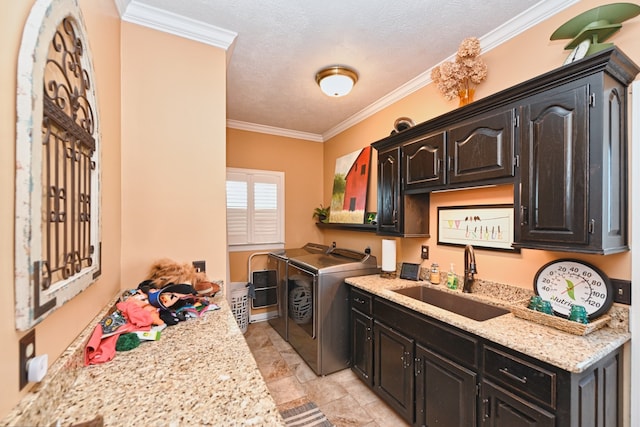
[3, 293, 284, 427]
[346, 274, 630, 373]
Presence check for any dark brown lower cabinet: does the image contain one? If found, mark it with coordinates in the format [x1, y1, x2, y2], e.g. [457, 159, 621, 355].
[483, 343, 622, 427]
[415, 344, 477, 427]
[574, 353, 620, 427]
[481, 380, 555, 427]
[374, 320, 414, 423]
[349, 286, 622, 427]
[351, 308, 373, 387]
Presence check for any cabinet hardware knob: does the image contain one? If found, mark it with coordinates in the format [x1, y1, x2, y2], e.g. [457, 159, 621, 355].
[520, 206, 528, 226]
[482, 398, 490, 420]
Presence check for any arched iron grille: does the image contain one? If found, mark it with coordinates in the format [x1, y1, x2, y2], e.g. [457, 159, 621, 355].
[41, 17, 95, 288]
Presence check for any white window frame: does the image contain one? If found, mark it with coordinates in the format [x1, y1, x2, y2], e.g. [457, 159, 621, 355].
[14, 0, 101, 331]
[226, 168, 284, 252]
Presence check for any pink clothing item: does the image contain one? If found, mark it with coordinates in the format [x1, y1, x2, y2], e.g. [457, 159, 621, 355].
[84, 325, 119, 365]
[84, 302, 153, 366]
[116, 300, 155, 328]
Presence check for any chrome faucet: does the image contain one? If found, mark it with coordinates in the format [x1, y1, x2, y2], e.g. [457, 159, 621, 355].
[463, 244, 477, 293]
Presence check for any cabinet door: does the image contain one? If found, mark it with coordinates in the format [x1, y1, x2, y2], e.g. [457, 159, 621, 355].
[517, 82, 589, 247]
[571, 350, 621, 427]
[377, 147, 401, 234]
[481, 381, 555, 427]
[403, 132, 446, 190]
[374, 320, 414, 423]
[415, 344, 477, 427]
[351, 308, 374, 387]
[448, 109, 515, 184]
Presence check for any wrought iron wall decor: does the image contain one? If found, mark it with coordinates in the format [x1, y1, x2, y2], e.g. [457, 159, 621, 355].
[43, 17, 96, 286]
[15, 0, 101, 330]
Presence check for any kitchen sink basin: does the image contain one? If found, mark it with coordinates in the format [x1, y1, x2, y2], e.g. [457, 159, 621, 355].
[392, 286, 509, 321]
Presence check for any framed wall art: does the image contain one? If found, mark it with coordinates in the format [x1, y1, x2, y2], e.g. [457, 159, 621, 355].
[437, 204, 518, 252]
[328, 146, 371, 224]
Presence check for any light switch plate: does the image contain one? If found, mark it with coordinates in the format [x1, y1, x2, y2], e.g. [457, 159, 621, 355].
[421, 245, 429, 259]
[192, 260, 206, 273]
[611, 278, 631, 305]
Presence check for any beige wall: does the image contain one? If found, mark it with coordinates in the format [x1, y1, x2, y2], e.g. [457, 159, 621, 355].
[1, 0, 123, 417]
[226, 128, 324, 284]
[120, 23, 228, 288]
[1, 0, 229, 418]
[320, 0, 638, 288]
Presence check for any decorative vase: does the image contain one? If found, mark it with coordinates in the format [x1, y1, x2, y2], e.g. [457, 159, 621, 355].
[458, 88, 475, 106]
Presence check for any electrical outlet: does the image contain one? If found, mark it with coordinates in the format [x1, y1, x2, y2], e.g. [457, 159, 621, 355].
[421, 245, 429, 259]
[19, 329, 36, 390]
[192, 260, 206, 273]
[611, 278, 631, 305]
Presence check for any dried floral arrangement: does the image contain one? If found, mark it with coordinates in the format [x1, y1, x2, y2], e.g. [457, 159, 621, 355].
[431, 37, 488, 101]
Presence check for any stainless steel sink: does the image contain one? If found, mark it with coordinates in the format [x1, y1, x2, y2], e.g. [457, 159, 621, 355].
[392, 286, 509, 321]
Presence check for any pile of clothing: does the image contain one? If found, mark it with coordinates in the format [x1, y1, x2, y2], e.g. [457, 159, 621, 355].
[84, 259, 221, 365]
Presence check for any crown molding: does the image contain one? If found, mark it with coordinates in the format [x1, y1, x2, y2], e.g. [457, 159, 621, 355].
[119, 0, 237, 50]
[227, 120, 324, 143]
[322, 0, 579, 141]
[114, 0, 129, 17]
[117, 0, 578, 142]
[480, 0, 579, 53]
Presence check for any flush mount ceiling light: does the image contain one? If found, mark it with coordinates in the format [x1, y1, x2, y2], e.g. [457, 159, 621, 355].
[316, 66, 358, 97]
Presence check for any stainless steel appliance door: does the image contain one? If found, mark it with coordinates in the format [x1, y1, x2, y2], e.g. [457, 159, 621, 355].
[286, 263, 318, 374]
[267, 254, 288, 341]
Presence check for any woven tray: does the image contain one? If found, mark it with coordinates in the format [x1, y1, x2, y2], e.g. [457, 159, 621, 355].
[510, 299, 611, 336]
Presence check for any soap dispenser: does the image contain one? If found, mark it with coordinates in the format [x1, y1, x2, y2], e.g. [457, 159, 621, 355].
[447, 263, 458, 289]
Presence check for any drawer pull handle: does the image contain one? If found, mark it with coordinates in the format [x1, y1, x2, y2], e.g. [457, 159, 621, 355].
[499, 367, 527, 384]
[354, 297, 366, 304]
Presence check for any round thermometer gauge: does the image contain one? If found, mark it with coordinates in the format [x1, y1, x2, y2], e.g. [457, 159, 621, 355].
[534, 259, 613, 319]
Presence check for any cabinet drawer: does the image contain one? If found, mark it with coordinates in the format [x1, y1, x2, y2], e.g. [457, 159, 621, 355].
[422, 318, 478, 369]
[351, 288, 372, 315]
[483, 346, 556, 409]
[374, 297, 478, 369]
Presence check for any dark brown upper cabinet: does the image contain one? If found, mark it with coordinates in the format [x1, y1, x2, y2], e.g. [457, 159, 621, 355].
[514, 51, 638, 254]
[400, 110, 515, 193]
[372, 47, 638, 252]
[376, 146, 401, 235]
[376, 145, 430, 237]
[447, 109, 515, 185]
[403, 131, 446, 191]
[515, 82, 590, 250]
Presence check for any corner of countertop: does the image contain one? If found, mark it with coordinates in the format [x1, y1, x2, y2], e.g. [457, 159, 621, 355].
[1, 293, 121, 427]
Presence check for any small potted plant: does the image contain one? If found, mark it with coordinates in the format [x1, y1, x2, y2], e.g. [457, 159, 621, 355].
[312, 204, 330, 223]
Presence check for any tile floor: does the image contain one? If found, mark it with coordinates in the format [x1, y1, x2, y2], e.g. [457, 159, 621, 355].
[244, 321, 410, 427]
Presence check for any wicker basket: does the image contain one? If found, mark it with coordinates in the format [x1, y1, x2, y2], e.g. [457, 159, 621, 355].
[510, 299, 611, 336]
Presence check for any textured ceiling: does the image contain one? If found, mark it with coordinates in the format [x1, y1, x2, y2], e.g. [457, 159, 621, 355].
[119, 0, 576, 140]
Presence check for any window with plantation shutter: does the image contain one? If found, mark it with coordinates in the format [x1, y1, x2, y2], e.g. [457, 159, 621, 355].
[226, 168, 284, 251]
